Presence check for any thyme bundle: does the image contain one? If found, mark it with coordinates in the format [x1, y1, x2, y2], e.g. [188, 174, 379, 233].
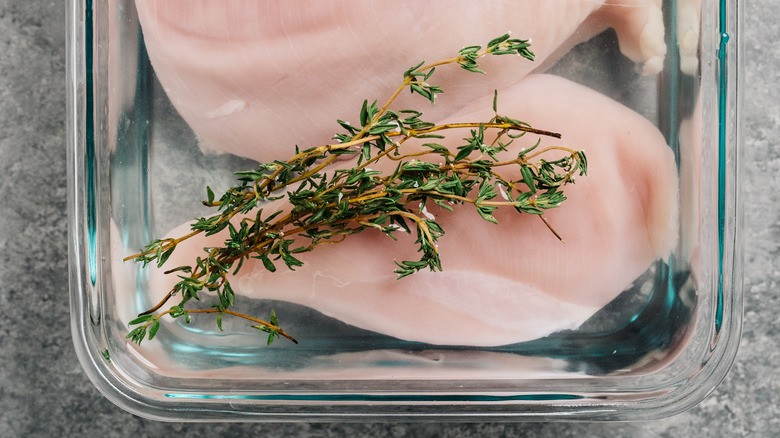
[125, 34, 587, 346]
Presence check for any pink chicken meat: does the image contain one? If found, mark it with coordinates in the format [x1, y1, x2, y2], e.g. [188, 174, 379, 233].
[146, 74, 679, 347]
[135, 0, 667, 162]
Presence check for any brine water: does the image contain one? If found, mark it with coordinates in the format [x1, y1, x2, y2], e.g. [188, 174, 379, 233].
[105, 1, 701, 381]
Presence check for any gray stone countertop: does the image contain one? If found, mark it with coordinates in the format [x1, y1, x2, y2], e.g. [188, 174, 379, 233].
[1, 1, 777, 436]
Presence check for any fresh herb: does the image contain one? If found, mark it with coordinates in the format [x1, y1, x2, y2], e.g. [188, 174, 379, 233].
[125, 34, 587, 346]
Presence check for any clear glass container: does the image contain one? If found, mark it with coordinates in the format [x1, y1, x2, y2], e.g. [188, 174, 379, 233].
[68, 0, 743, 421]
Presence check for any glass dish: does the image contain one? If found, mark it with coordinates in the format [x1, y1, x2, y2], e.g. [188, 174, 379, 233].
[68, 0, 743, 421]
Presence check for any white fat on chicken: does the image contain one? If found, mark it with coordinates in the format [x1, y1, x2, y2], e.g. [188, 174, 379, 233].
[134, 0, 667, 162]
[677, 0, 701, 75]
[145, 74, 679, 347]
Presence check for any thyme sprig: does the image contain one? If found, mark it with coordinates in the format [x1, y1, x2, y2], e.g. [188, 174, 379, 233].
[125, 34, 587, 346]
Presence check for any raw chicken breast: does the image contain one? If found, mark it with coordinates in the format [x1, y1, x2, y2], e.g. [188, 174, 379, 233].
[135, 0, 666, 162]
[146, 74, 679, 347]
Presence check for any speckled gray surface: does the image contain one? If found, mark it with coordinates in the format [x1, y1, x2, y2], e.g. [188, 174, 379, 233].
[1, 1, 777, 436]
